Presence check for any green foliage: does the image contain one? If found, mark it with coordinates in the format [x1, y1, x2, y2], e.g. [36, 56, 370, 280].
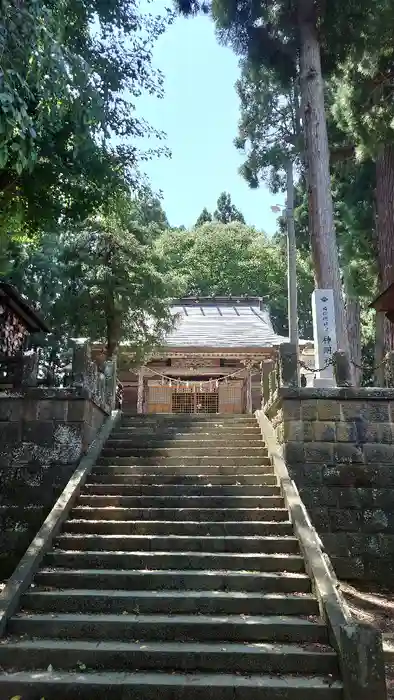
[214, 191, 245, 224]
[330, 1, 394, 158]
[0, 0, 171, 245]
[58, 219, 173, 358]
[331, 159, 377, 298]
[235, 61, 301, 191]
[195, 207, 213, 227]
[156, 220, 314, 338]
[174, 0, 373, 83]
[194, 193, 245, 227]
[0, 0, 68, 175]
[7, 193, 178, 358]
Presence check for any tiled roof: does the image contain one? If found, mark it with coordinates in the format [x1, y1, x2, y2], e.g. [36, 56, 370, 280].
[164, 297, 290, 349]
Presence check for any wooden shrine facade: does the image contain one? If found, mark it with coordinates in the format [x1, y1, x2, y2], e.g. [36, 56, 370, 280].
[113, 297, 299, 415]
[134, 352, 270, 415]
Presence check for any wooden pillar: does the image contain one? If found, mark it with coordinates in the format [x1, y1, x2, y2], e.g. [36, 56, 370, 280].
[137, 367, 144, 414]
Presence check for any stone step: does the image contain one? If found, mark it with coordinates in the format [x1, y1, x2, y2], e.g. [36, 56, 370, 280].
[93, 464, 274, 475]
[55, 533, 300, 553]
[78, 495, 285, 509]
[64, 519, 294, 536]
[97, 456, 272, 466]
[118, 425, 262, 434]
[70, 507, 289, 522]
[0, 409, 340, 700]
[83, 483, 281, 496]
[9, 613, 327, 643]
[113, 427, 262, 437]
[0, 639, 338, 675]
[121, 415, 258, 423]
[87, 473, 279, 486]
[93, 465, 275, 476]
[34, 568, 311, 593]
[46, 550, 305, 573]
[22, 589, 318, 616]
[0, 670, 343, 700]
[106, 439, 265, 448]
[101, 447, 269, 458]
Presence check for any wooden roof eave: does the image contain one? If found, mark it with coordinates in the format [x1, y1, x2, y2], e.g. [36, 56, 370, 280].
[0, 281, 50, 333]
[157, 345, 279, 357]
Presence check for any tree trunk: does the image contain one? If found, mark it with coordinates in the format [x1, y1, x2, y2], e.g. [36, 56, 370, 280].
[345, 295, 362, 386]
[106, 316, 120, 359]
[375, 144, 394, 351]
[374, 310, 385, 387]
[105, 293, 120, 359]
[298, 0, 352, 379]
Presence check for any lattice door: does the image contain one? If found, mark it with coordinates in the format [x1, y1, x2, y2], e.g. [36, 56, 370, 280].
[171, 389, 219, 414]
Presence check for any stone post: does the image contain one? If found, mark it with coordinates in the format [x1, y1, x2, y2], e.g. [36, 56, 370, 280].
[104, 358, 117, 409]
[262, 369, 270, 408]
[246, 366, 253, 413]
[268, 368, 278, 401]
[88, 360, 98, 397]
[278, 343, 299, 388]
[21, 352, 38, 386]
[97, 372, 106, 407]
[71, 342, 91, 388]
[385, 351, 394, 388]
[333, 350, 353, 387]
[137, 367, 144, 414]
[338, 623, 387, 700]
[14, 351, 39, 388]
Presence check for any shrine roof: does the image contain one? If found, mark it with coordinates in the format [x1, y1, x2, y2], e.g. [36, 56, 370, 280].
[165, 297, 306, 350]
[370, 283, 394, 311]
[0, 281, 50, 333]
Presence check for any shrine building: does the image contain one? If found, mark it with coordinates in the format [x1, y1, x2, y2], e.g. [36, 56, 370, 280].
[115, 297, 311, 415]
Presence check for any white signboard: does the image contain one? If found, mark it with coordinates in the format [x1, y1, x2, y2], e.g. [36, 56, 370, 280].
[311, 289, 338, 387]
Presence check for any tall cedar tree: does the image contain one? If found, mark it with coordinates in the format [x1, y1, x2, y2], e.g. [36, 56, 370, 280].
[331, 2, 394, 351]
[195, 193, 245, 226]
[235, 60, 378, 384]
[175, 0, 373, 371]
[214, 192, 245, 224]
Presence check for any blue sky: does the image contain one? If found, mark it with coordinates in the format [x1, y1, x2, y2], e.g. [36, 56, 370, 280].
[137, 7, 284, 233]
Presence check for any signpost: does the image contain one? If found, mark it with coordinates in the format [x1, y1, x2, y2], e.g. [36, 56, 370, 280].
[312, 289, 338, 387]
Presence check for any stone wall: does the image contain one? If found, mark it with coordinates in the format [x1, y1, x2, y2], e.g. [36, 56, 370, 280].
[267, 387, 394, 582]
[0, 387, 107, 577]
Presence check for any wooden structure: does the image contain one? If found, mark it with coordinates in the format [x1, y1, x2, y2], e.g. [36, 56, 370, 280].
[370, 282, 394, 323]
[114, 297, 310, 415]
[0, 281, 50, 357]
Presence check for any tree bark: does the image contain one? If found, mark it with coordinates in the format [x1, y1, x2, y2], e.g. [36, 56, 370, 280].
[375, 144, 394, 351]
[298, 0, 352, 379]
[105, 288, 120, 359]
[345, 295, 362, 386]
[106, 311, 120, 359]
[374, 310, 385, 386]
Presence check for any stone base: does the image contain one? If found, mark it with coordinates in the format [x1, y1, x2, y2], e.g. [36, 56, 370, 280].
[313, 377, 336, 388]
[267, 387, 394, 583]
[0, 388, 107, 579]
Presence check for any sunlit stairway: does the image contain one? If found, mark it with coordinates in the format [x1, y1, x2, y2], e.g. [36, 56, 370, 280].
[0, 414, 342, 699]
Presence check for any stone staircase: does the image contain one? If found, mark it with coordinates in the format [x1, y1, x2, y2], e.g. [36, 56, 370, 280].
[0, 414, 343, 698]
